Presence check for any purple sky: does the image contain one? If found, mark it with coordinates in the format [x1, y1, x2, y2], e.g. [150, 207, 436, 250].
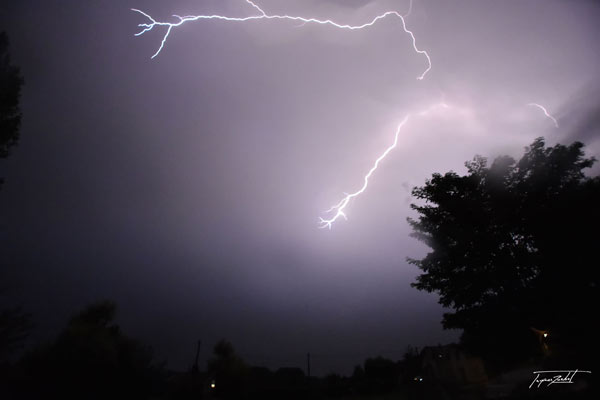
[1, 0, 599, 375]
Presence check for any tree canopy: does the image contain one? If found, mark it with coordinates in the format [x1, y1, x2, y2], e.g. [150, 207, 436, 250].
[10, 301, 164, 399]
[208, 339, 248, 398]
[0, 31, 23, 160]
[0, 306, 32, 364]
[408, 137, 599, 367]
[0, 31, 24, 190]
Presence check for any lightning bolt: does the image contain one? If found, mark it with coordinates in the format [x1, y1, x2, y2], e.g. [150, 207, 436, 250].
[318, 116, 410, 229]
[319, 103, 453, 229]
[132, 0, 432, 80]
[527, 103, 559, 128]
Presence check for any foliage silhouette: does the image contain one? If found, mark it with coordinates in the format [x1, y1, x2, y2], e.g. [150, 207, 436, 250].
[0, 31, 24, 188]
[408, 137, 599, 368]
[0, 306, 32, 364]
[207, 339, 248, 399]
[0, 31, 29, 388]
[9, 300, 165, 399]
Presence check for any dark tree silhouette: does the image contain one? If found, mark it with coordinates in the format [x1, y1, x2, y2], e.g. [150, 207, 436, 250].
[0, 31, 24, 189]
[363, 356, 399, 393]
[10, 300, 165, 399]
[0, 31, 27, 377]
[208, 339, 248, 398]
[0, 306, 32, 364]
[0, 32, 23, 160]
[408, 138, 599, 367]
[399, 346, 421, 384]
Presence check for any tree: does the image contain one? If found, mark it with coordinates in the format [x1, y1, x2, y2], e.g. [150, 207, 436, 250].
[399, 346, 421, 384]
[10, 301, 165, 399]
[0, 31, 24, 188]
[363, 356, 399, 393]
[408, 138, 599, 367]
[0, 306, 32, 364]
[0, 31, 28, 384]
[208, 339, 248, 398]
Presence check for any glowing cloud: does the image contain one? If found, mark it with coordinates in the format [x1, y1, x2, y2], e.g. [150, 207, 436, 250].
[131, 2, 561, 231]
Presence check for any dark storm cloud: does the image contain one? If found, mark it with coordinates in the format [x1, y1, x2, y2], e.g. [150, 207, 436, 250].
[559, 83, 600, 144]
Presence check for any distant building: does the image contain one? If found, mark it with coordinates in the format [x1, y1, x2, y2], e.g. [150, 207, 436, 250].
[421, 344, 487, 385]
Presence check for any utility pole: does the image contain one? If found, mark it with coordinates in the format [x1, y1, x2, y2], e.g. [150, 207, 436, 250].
[307, 352, 311, 378]
[192, 340, 201, 374]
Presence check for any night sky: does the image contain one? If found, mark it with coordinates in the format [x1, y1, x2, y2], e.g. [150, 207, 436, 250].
[1, 0, 599, 376]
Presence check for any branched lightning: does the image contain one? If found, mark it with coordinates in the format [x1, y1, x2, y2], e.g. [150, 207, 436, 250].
[404, 0, 414, 18]
[527, 103, 559, 128]
[319, 102, 453, 229]
[318, 116, 410, 229]
[132, 0, 432, 80]
[417, 102, 448, 116]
